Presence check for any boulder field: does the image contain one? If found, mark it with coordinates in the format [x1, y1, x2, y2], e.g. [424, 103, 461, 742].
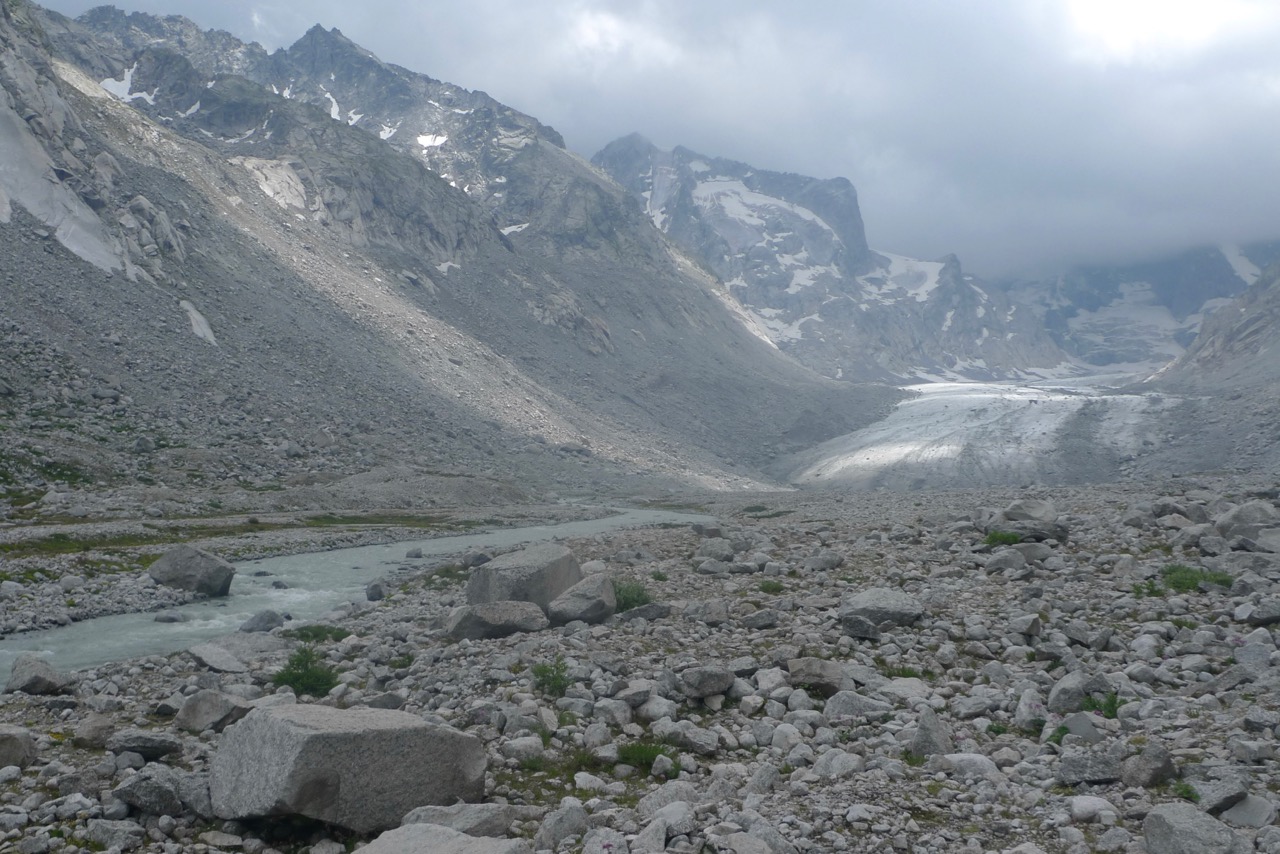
[1, 481, 1280, 853]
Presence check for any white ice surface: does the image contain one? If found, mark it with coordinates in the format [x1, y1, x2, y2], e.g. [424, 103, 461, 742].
[500, 223, 529, 235]
[417, 133, 448, 148]
[99, 64, 157, 105]
[791, 377, 1173, 488]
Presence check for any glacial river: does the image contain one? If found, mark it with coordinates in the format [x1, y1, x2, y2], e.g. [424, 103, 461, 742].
[0, 507, 714, 682]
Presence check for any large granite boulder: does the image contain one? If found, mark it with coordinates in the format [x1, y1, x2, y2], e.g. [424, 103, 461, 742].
[175, 690, 253, 733]
[465, 543, 581, 610]
[149, 545, 235, 597]
[210, 705, 485, 833]
[1216, 500, 1280, 540]
[1143, 802, 1250, 854]
[4, 653, 71, 695]
[446, 601, 550, 640]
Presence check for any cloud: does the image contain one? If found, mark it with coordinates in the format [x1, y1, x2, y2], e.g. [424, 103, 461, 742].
[36, 0, 1280, 276]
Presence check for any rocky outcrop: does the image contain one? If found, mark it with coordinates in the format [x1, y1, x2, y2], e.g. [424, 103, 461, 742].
[209, 705, 486, 833]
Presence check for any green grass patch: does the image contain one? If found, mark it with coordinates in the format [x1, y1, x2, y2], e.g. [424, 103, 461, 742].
[759, 579, 785, 595]
[1081, 692, 1126, 719]
[617, 740, 680, 770]
[281, 624, 350, 643]
[649, 570, 669, 582]
[531, 654, 571, 698]
[614, 580, 653, 612]
[1161, 563, 1233, 593]
[983, 531, 1022, 546]
[272, 646, 338, 696]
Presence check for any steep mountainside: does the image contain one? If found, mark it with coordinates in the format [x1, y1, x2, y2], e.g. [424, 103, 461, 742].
[594, 135, 1077, 383]
[1, 1, 902, 512]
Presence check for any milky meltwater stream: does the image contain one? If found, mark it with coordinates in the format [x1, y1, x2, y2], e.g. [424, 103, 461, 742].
[0, 508, 714, 682]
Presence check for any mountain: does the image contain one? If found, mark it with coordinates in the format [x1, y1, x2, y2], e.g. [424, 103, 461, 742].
[1008, 242, 1280, 372]
[1, 0, 903, 512]
[593, 134, 1078, 382]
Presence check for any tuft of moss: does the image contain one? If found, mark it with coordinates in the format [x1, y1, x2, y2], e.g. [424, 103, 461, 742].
[614, 580, 653, 612]
[273, 646, 338, 696]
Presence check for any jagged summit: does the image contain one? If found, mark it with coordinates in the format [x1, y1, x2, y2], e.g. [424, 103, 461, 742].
[594, 135, 1074, 382]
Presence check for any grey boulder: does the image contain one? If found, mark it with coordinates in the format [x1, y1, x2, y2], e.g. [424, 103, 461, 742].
[839, 588, 923, 627]
[112, 764, 183, 816]
[680, 664, 735, 698]
[239, 610, 284, 633]
[548, 574, 616, 625]
[210, 705, 485, 834]
[149, 545, 235, 597]
[361, 823, 532, 853]
[465, 543, 581, 610]
[105, 729, 182, 761]
[0, 725, 36, 768]
[174, 690, 253, 733]
[4, 653, 71, 695]
[446, 601, 550, 640]
[401, 802, 517, 836]
[1143, 802, 1250, 854]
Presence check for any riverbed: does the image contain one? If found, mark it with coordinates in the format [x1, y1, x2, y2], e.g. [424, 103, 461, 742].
[0, 507, 714, 682]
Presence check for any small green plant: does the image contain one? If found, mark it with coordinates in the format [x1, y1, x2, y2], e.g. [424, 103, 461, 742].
[519, 755, 547, 773]
[742, 504, 769, 513]
[903, 751, 927, 767]
[1172, 780, 1200, 802]
[1082, 692, 1126, 719]
[1132, 579, 1163, 598]
[281, 624, 350, 643]
[614, 580, 653, 612]
[530, 654, 572, 698]
[650, 570, 669, 582]
[984, 531, 1022, 546]
[1161, 563, 1232, 593]
[386, 653, 414, 670]
[617, 739, 679, 769]
[987, 722, 1009, 736]
[759, 579, 785, 595]
[1046, 725, 1070, 746]
[273, 646, 338, 696]
[1169, 617, 1198, 630]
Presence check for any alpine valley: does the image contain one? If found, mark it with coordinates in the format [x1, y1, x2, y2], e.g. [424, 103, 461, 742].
[4, 5, 1280, 854]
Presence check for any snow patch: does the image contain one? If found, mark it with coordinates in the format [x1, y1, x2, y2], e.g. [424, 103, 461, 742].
[436, 261, 460, 274]
[346, 109, 363, 126]
[180, 101, 200, 117]
[379, 122, 400, 140]
[692, 178, 837, 236]
[322, 90, 340, 120]
[942, 309, 955, 332]
[417, 133, 448, 148]
[859, 253, 945, 304]
[99, 64, 158, 105]
[500, 223, 529, 235]
[1221, 244, 1261, 285]
[688, 160, 710, 173]
[179, 300, 217, 346]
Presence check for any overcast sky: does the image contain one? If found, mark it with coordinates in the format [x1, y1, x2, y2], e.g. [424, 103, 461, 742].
[39, 0, 1280, 277]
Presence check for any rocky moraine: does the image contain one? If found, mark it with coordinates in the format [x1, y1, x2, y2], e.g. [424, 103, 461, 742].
[1, 479, 1280, 854]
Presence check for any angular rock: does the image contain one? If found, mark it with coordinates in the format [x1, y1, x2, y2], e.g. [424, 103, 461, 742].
[1220, 794, 1278, 828]
[786, 657, 846, 697]
[909, 706, 954, 757]
[839, 588, 923, 627]
[1121, 743, 1177, 788]
[1046, 670, 1112, 714]
[187, 643, 248, 673]
[239, 609, 284, 633]
[464, 543, 581, 610]
[148, 545, 235, 596]
[533, 799, 589, 852]
[840, 612, 881, 640]
[1216, 500, 1280, 540]
[105, 729, 182, 761]
[112, 764, 183, 816]
[4, 653, 70, 695]
[84, 818, 146, 851]
[637, 781, 700, 820]
[548, 574, 616, 625]
[210, 705, 485, 834]
[175, 690, 253, 734]
[1058, 748, 1123, 785]
[0, 725, 36, 769]
[1143, 802, 1250, 854]
[824, 691, 892, 721]
[676, 664, 732, 700]
[401, 802, 517, 836]
[446, 601, 550, 640]
[1004, 498, 1058, 523]
[361, 823, 532, 854]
